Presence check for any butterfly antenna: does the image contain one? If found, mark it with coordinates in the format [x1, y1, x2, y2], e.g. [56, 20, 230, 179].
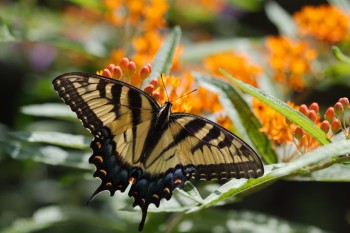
[160, 74, 170, 101]
[172, 89, 198, 102]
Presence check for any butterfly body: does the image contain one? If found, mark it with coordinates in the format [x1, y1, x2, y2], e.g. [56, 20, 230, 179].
[52, 72, 264, 231]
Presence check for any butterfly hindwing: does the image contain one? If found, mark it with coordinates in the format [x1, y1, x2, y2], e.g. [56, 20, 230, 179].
[53, 72, 264, 231]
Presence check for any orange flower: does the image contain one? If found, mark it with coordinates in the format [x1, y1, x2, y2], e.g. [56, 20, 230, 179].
[132, 31, 164, 66]
[155, 74, 193, 113]
[294, 5, 350, 43]
[217, 114, 233, 131]
[252, 98, 293, 145]
[102, 0, 170, 67]
[104, 0, 167, 28]
[204, 52, 262, 87]
[266, 36, 317, 91]
[157, 74, 233, 130]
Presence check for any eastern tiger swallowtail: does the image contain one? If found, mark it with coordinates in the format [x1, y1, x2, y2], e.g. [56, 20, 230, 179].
[52, 72, 264, 231]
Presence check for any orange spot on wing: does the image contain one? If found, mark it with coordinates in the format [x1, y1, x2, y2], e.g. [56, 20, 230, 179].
[174, 178, 182, 184]
[128, 177, 136, 184]
[94, 156, 103, 163]
[99, 169, 107, 176]
[163, 187, 170, 193]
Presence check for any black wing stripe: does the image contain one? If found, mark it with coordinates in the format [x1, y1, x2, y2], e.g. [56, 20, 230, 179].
[161, 118, 205, 157]
[97, 80, 106, 97]
[128, 90, 142, 163]
[53, 78, 104, 135]
[111, 83, 122, 116]
[191, 125, 222, 153]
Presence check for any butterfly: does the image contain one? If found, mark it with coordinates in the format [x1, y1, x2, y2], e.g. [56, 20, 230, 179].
[52, 72, 264, 231]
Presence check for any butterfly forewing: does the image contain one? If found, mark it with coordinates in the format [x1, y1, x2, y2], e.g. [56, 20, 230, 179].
[52, 73, 158, 137]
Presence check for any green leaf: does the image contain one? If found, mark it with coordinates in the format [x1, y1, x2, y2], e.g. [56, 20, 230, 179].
[189, 140, 350, 212]
[221, 69, 331, 145]
[9, 131, 90, 149]
[21, 103, 76, 119]
[0, 141, 91, 169]
[194, 73, 278, 164]
[265, 1, 297, 37]
[178, 182, 204, 204]
[291, 164, 350, 182]
[332, 46, 350, 63]
[143, 26, 181, 87]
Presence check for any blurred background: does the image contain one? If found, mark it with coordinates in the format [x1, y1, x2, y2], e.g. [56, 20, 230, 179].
[1, 0, 350, 232]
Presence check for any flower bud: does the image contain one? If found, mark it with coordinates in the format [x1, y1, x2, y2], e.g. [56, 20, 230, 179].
[307, 110, 317, 122]
[320, 120, 330, 134]
[120, 57, 130, 71]
[331, 119, 341, 134]
[309, 102, 319, 114]
[294, 126, 304, 140]
[146, 64, 152, 74]
[334, 102, 344, 115]
[339, 97, 349, 108]
[128, 61, 137, 77]
[102, 68, 112, 78]
[140, 65, 151, 80]
[107, 64, 116, 74]
[150, 79, 158, 87]
[300, 104, 309, 116]
[144, 84, 154, 95]
[152, 91, 160, 101]
[324, 107, 335, 122]
[113, 66, 123, 80]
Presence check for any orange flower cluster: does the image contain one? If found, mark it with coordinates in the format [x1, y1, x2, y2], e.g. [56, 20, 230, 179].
[253, 97, 350, 161]
[294, 5, 350, 43]
[104, 0, 167, 29]
[156, 73, 224, 115]
[266, 36, 317, 91]
[155, 74, 193, 113]
[103, 0, 169, 66]
[291, 103, 322, 157]
[252, 98, 294, 145]
[204, 52, 262, 87]
[324, 97, 350, 139]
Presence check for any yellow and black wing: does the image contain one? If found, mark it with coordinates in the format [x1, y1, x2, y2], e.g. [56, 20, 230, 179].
[52, 72, 264, 231]
[52, 72, 158, 139]
[143, 113, 264, 180]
